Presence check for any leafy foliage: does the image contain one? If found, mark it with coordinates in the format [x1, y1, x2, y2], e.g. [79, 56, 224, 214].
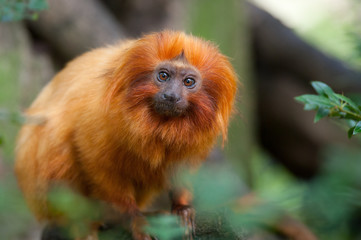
[302, 147, 361, 239]
[0, 109, 24, 125]
[0, 109, 24, 149]
[295, 81, 361, 138]
[146, 215, 185, 240]
[47, 186, 103, 237]
[0, 0, 47, 22]
[0, 176, 33, 239]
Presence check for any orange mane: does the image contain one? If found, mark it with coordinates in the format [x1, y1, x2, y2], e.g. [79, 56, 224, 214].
[104, 31, 237, 168]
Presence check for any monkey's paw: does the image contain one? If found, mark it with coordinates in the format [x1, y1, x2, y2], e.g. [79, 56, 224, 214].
[172, 205, 195, 240]
[131, 214, 158, 240]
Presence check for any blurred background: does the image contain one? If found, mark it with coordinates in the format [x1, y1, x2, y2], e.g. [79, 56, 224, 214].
[1, 0, 361, 239]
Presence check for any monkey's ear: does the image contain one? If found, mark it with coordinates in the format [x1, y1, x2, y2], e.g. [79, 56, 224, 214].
[172, 49, 188, 63]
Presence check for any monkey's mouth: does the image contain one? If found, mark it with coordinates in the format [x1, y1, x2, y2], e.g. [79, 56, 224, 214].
[153, 101, 185, 117]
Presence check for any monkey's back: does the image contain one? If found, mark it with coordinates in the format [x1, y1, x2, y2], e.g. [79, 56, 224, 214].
[14, 40, 141, 219]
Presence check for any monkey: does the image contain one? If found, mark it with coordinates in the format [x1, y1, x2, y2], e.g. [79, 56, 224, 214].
[15, 31, 238, 239]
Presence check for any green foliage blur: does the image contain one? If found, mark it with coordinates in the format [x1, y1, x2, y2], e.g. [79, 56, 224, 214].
[0, 0, 47, 22]
[285, 0, 361, 70]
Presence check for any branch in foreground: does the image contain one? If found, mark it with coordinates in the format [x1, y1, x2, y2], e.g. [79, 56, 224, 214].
[296, 81, 361, 138]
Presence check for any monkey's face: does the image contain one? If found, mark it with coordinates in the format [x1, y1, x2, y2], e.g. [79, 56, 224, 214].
[152, 61, 202, 117]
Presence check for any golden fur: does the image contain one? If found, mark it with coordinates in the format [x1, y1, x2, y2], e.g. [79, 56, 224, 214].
[15, 31, 238, 221]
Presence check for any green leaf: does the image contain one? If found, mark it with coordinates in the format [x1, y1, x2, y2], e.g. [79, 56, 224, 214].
[314, 108, 330, 123]
[304, 104, 318, 111]
[48, 186, 101, 223]
[296, 82, 361, 138]
[342, 113, 361, 121]
[353, 121, 361, 136]
[334, 94, 360, 113]
[294, 95, 308, 104]
[311, 81, 341, 105]
[295, 94, 334, 108]
[348, 127, 355, 139]
[0, 135, 3, 146]
[329, 109, 343, 118]
[28, 0, 48, 10]
[347, 120, 357, 128]
[348, 121, 361, 138]
[311, 81, 335, 97]
[146, 215, 185, 240]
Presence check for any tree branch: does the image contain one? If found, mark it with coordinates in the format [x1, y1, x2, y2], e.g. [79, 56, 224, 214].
[247, 2, 361, 92]
[27, 0, 127, 61]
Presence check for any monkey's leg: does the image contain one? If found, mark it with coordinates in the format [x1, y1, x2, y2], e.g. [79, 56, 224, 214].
[129, 211, 157, 240]
[170, 188, 195, 240]
[109, 196, 157, 240]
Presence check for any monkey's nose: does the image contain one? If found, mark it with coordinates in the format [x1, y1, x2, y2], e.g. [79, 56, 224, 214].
[162, 93, 180, 103]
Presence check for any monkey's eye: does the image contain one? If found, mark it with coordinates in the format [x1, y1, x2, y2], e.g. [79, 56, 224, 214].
[158, 72, 169, 82]
[184, 78, 196, 88]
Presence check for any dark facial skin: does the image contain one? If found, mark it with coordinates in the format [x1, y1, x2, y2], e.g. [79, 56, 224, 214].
[153, 61, 202, 117]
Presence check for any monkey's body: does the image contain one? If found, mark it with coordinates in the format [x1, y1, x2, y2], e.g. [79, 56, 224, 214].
[16, 42, 170, 217]
[15, 31, 237, 239]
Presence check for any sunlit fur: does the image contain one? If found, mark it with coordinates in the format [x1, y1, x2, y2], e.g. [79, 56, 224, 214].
[15, 31, 238, 221]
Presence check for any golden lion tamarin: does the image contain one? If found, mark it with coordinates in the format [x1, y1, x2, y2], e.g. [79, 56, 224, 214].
[15, 31, 237, 239]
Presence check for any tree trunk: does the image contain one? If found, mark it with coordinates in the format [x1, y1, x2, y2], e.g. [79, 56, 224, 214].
[27, 0, 126, 62]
